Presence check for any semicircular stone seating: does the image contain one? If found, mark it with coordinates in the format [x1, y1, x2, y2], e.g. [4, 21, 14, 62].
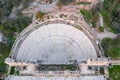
[15, 23, 97, 64]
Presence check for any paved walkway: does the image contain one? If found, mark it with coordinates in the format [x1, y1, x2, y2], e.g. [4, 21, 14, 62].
[93, 29, 117, 40]
[93, 13, 118, 40]
[109, 60, 120, 65]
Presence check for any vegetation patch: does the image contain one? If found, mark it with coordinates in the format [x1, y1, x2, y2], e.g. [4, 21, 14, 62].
[0, 1, 32, 78]
[10, 67, 15, 75]
[77, 2, 91, 5]
[0, 43, 10, 76]
[80, 9, 99, 27]
[98, 26, 104, 32]
[37, 64, 77, 71]
[0, 24, 4, 32]
[80, 10, 92, 20]
[101, 0, 120, 33]
[101, 35, 120, 59]
[36, 11, 45, 20]
[108, 65, 120, 80]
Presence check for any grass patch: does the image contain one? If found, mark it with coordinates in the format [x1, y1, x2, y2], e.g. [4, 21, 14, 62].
[101, 35, 120, 59]
[0, 56, 8, 74]
[10, 67, 15, 75]
[108, 65, 120, 80]
[38, 64, 77, 71]
[80, 10, 92, 20]
[16, 71, 19, 75]
[0, 24, 4, 31]
[101, 10, 111, 29]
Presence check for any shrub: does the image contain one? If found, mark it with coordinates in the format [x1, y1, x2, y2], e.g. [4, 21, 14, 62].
[101, 35, 120, 59]
[36, 11, 45, 20]
[80, 10, 92, 20]
[101, 0, 120, 33]
[98, 26, 104, 32]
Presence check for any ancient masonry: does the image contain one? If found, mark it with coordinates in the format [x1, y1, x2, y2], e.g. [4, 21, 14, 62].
[5, 0, 111, 80]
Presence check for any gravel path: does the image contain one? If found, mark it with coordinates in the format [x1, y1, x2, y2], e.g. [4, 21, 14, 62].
[93, 29, 117, 40]
[93, 13, 118, 40]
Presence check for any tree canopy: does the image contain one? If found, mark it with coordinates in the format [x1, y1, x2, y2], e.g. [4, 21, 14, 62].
[101, 35, 120, 59]
[101, 0, 120, 33]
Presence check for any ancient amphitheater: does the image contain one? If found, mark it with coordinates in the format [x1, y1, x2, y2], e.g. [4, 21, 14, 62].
[12, 23, 98, 64]
[5, 1, 108, 80]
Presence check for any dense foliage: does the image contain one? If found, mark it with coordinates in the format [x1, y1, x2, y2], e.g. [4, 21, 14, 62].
[3, 16, 32, 33]
[101, 0, 120, 33]
[108, 65, 120, 80]
[0, 43, 10, 75]
[0, 0, 32, 34]
[80, 10, 92, 20]
[80, 9, 99, 27]
[101, 35, 120, 59]
[0, 0, 33, 21]
[0, 0, 32, 77]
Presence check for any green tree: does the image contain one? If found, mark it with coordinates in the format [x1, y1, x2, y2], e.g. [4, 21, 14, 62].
[0, 43, 10, 74]
[101, 35, 120, 59]
[101, 0, 120, 33]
